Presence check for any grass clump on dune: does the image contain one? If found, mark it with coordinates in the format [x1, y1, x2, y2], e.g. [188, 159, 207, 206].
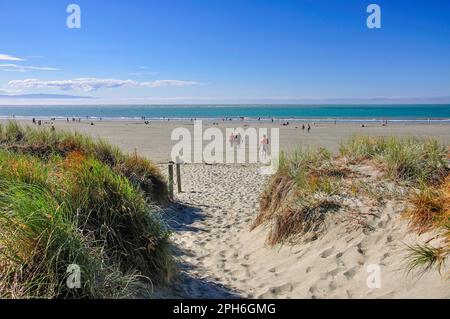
[0, 180, 141, 298]
[404, 176, 449, 276]
[340, 136, 449, 276]
[0, 125, 174, 298]
[252, 147, 344, 245]
[339, 135, 448, 184]
[254, 136, 449, 253]
[0, 121, 168, 202]
[55, 153, 174, 283]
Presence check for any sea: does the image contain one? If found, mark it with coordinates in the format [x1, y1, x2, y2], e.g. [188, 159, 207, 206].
[0, 104, 449, 123]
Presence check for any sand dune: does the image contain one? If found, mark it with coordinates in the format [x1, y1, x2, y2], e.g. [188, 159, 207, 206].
[161, 163, 449, 299]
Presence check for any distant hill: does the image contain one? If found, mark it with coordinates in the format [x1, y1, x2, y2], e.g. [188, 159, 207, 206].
[0, 93, 94, 99]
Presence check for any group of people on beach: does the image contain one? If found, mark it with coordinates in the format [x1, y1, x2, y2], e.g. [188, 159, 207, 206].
[301, 124, 311, 132]
[229, 132, 243, 148]
[228, 132, 270, 157]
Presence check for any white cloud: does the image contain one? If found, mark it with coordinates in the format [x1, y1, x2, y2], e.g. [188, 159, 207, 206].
[142, 80, 198, 88]
[0, 64, 59, 72]
[7, 77, 199, 91]
[0, 54, 25, 61]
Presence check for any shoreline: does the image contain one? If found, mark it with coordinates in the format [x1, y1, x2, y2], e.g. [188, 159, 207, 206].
[1, 116, 450, 124]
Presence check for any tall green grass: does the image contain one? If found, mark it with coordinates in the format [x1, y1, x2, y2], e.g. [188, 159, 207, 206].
[0, 179, 142, 298]
[0, 121, 168, 202]
[0, 125, 175, 298]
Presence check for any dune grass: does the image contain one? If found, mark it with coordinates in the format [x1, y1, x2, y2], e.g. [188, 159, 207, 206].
[0, 123, 174, 298]
[403, 176, 449, 276]
[0, 121, 168, 202]
[254, 136, 449, 258]
[339, 135, 448, 184]
[252, 147, 345, 245]
[0, 180, 142, 298]
[340, 136, 449, 276]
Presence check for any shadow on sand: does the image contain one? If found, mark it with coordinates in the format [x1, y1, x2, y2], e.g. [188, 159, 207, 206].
[157, 202, 242, 299]
[163, 202, 208, 233]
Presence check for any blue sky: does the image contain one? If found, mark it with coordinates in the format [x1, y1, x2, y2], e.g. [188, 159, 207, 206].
[0, 0, 449, 104]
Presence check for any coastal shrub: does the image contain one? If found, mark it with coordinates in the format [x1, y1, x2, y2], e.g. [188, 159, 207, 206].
[0, 121, 168, 202]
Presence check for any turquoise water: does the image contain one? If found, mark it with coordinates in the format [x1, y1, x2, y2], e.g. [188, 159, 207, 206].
[0, 105, 449, 122]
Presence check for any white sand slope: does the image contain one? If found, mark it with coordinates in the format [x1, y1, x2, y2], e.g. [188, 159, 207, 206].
[160, 163, 448, 299]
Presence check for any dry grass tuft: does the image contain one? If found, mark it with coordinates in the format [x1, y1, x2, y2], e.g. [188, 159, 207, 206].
[266, 198, 341, 245]
[403, 177, 449, 234]
[252, 147, 345, 245]
[403, 175, 449, 276]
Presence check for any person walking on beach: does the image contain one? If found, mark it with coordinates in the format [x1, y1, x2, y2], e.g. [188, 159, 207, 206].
[236, 133, 242, 148]
[301, 124, 305, 131]
[260, 134, 270, 159]
[229, 132, 235, 148]
[307, 124, 311, 133]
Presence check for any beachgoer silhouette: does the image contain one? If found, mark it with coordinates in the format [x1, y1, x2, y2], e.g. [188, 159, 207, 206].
[229, 132, 235, 148]
[260, 134, 269, 158]
[236, 133, 242, 148]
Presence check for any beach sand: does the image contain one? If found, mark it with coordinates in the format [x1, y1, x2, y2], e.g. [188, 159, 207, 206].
[4, 119, 448, 162]
[3, 119, 449, 298]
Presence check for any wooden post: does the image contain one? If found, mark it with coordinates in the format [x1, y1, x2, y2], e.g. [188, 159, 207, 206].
[168, 162, 174, 200]
[176, 163, 182, 193]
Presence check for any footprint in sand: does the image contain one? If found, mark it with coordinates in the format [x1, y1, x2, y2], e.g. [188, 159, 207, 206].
[259, 283, 295, 298]
[343, 267, 358, 280]
[329, 281, 338, 291]
[356, 243, 365, 256]
[320, 247, 335, 258]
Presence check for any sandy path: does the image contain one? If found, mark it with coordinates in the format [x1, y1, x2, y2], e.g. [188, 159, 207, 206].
[160, 164, 268, 298]
[159, 163, 449, 299]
